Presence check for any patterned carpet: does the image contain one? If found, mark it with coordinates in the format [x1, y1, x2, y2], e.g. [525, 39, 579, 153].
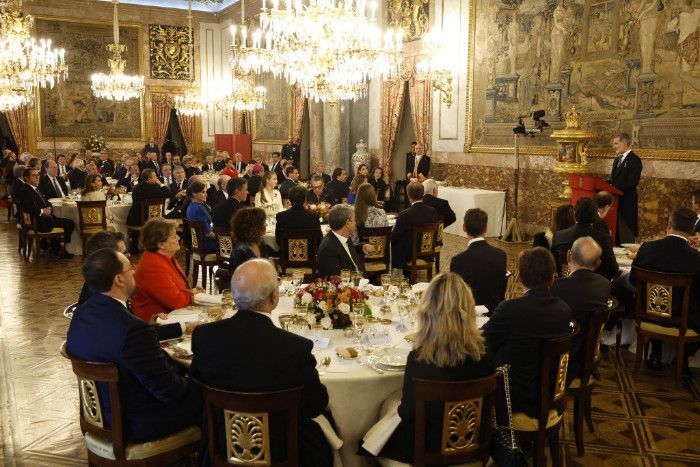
[0, 213, 698, 466]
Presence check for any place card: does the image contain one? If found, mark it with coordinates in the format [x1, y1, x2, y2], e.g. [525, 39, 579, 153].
[312, 336, 331, 349]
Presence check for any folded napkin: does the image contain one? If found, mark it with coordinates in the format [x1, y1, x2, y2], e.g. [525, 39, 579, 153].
[312, 414, 344, 450]
[475, 305, 489, 316]
[194, 293, 222, 305]
[476, 316, 489, 329]
[362, 400, 401, 455]
[412, 282, 429, 294]
[157, 313, 199, 326]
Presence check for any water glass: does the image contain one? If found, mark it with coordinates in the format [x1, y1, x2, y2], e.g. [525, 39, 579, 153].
[340, 269, 351, 286]
[281, 274, 293, 296]
[292, 271, 304, 290]
[352, 272, 363, 287]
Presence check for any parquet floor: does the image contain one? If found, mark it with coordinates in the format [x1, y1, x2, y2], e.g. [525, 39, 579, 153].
[0, 212, 699, 466]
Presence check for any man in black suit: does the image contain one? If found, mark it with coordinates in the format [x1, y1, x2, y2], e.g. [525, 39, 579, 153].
[550, 236, 611, 381]
[552, 197, 619, 280]
[316, 204, 374, 277]
[208, 174, 231, 208]
[483, 247, 572, 418]
[56, 153, 69, 177]
[232, 152, 246, 174]
[143, 152, 162, 177]
[212, 177, 248, 228]
[144, 137, 160, 157]
[18, 168, 75, 256]
[182, 156, 201, 179]
[609, 133, 642, 244]
[691, 189, 700, 234]
[630, 208, 700, 370]
[68, 159, 87, 189]
[202, 154, 217, 172]
[422, 178, 456, 228]
[126, 169, 170, 227]
[190, 259, 333, 466]
[97, 150, 114, 176]
[306, 174, 336, 205]
[213, 151, 228, 171]
[311, 160, 331, 185]
[390, 181, 439, 271]
[269, 151, 284, 181]
[68, 249, 201, 443]
[118, 164, 140, 193]
[450, 208, 507, 312]
[593, 191, 614, 237]
[281, 138, 301, 168]
[405, 142, 431, 180]
[276, 185, 322, 256]
[279, 166, 300, 199]
[159, 163, 174, 188]
[327, 168, 349, 203]
[166, 165, 188, 219]
[39, 160, 68, 199]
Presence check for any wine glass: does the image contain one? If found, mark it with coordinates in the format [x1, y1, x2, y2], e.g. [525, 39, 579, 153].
[351, 272, 363, 288]
[380, 274, 392, 315]
[340, 269, 351, 287]
[292, 271, 304, 291]
[281, 274, 293, 297]
[352, 314, 368, 350]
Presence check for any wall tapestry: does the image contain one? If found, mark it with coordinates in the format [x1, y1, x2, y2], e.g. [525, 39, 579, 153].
[149, 24, 192, 80]
[389, 0, 430, 41]
[465, 0, 700, 159]
[35, 19, 142, 140]
[253, 73, 291, 143]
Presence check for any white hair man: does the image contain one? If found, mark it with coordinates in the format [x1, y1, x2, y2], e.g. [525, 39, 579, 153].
[421, 178, 456, 228]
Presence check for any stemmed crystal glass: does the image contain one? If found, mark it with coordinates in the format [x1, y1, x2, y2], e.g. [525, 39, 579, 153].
[340, 269, 351, 287]
[380, 274, 392, 315]
[352, 272, 363, 287]
[281, 274, 294, 297]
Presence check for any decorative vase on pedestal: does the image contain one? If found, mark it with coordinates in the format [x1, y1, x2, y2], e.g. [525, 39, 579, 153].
[351, 139, 371, 174]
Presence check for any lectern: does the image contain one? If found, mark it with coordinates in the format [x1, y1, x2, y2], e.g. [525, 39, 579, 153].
[568, 174, 623, 241]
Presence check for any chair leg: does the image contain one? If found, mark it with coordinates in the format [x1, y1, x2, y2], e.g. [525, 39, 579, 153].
[533, 430, 546, 467]
[573, 393, 585, 456]
[633, 331, 645, 379]
[427, 267, 433, 281]
[410, 268, 416, 285]
[201, 264, 207, 290]
[435, 252, 441, 272]
[615, 317, 623, 357]
[676, 341, 685, 389]
[547, 425, 562, 467]
[584, 389, 594, 433]
[192, 261, 199, 287]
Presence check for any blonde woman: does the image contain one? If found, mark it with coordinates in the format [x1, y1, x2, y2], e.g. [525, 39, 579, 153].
[254, 171, 284, 214]
[371, 273, 494, 464]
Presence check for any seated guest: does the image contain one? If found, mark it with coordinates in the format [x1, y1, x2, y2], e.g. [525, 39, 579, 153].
[482, 247, 572, 418]
[450, 208, 507, 312]
[347, 163, 369, 187]
[39, 160, 68, 199]
[316, 204, 373, 277]
[86, 161, 109, 186]
[219, 157, 239, 178]
[275, 185, 322, 253]
[160, 163, 173, 188]
[229, 207, 268, 272]
[279, 165, 299, 199]
[306, 174, 336, 205]
[77, 231, 128, 305]
[68, 158, 87, 189]
[185, 181, 217, 253]
[18, 168, 75, 257]
[593, 191, 614, 237]
[202, 154, 217, 172]
[113, 154, 129, 180]
[232, 152, 246, 173]
[118, 163, 140, 193]
[126, 169, 170, 227]
[180, 174, 211, 217]
[57, 153, 69, 177]
[347, 174, 366, 205]
[246, 164, 264, 199]
[311, 160, 331, 185]
[182, 155, 201, 179]
[552, 197, 619, 280]
[630, 208, 700, 371]
[97, 150, 114, 176]
[67, 248, 202, 443]
[270, 151, 284, 180]
[421, 178, 456, 228]
[80, 174, 107, 201]
[208, 174, 230, 208]
[355, 182, 388, 229]
[533, 204, 575, 249]
[550, 236, 611, 381]
[369, 166, 388, 201]
[327, 167, 349, 203]
[131, 218, 203, 322]
[374, 273, 495, 464]
[190, 259, 333, 466]
[212, 177, 248, 228]
[255, 171, 284, 214]
[390, 181, 439, 273]
[691, 189, 700, 234]
[214, 151, 228, 171]
[10, 164, 25, 199]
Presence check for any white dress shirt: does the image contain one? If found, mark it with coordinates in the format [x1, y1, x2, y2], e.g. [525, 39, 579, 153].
[49, 176, 65, 198]
[332, 231, 358, 271]
[467, 237, 485, 247]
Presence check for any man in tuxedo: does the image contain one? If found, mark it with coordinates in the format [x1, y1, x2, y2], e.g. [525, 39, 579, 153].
[166, 166, 188, 219]
[232, 152, 246, 174]
[593, 191, 614, 237]
[39, 160, 68, 199]
[609, 133, 642, 244]
[213, 151, 228, 171]
[126, 169, 170, 227]
[212, 177, 248, 228]
[143, 152, 162, 177]
[97, 150, 114, 176]
[143, 136, 160, 157]
[10, 165, 25, 199]
[450, 208, 507, 312]
[160, 163, 174, 188]
[182, 156, 201, 179]
[550, 236, 611, 381]
[276, 186, 322, 255]
[118, 164, 140, 193]
[18, 168, 75, 256]
[202, 154, 217, 172]
[68, 159, 87, 189]
[281, 137, 301, 168]
[279, 166, 300, 199]
[630, 208, 700, 371]
[56, 153, 69, 177]
[317, 204, 374, 278]
[327, 168, 349, 203]
[483, 247, 572, 418]
[552, 197, 619, 280]
[68, 248, 201, 443]
[390, 181, 439, 272]
[405, 142, 431, 180]
[422, 179, 456, 228]
[306, 174, 336, 205]
[691, 189, 700, 234]
[269, 151, 284, 181]
[190, 259, 333, 466]
[208, 174, 230, 208]
[311, 160, 331, 185]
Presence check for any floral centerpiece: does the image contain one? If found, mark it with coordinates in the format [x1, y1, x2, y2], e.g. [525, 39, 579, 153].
[82, 135, 107, 152]
[307, 202, 331, 223]
[295, 276, 371, 329]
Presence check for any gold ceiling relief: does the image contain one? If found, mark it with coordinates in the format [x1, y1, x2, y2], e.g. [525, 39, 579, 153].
[149, 24, 192, 80]
[389, 0, 429, 42]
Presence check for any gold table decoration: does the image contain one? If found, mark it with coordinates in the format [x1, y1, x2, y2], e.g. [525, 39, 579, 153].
[551, 106, 594, 200]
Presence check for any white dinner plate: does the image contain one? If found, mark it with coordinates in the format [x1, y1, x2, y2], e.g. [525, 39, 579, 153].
[370, 348, 410, 368]
[193, 293, 222, 306]
[621, 243, 641, 250]
[617, 257, 633, 267]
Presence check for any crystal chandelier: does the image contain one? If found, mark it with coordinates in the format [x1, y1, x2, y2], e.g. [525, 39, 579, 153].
[229, 0, 403, 103]
[416, 26, 455, 108]
[212, 75, 266, 113]
[175, 0, 206, 117]
[0, 0, 66, 109]
[91, 0, 144, 101]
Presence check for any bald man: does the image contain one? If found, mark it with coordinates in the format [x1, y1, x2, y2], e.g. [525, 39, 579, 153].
[550, 236, 612, 381]
[189, 260, 333, 466]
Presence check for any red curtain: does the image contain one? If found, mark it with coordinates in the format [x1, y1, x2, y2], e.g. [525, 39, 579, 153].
[5, 105, 28, 153]
[179, 114, 195, 153]
[152, 95, 172, 148]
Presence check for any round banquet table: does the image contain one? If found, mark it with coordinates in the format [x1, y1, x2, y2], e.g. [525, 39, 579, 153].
[49, 196, 132, 255]
[162, 290, 489, 467]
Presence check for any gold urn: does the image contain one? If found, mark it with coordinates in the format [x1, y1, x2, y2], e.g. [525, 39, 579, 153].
[551, 106, 594, 199]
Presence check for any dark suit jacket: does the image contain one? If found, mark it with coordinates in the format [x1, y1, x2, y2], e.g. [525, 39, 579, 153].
[202, 163, 217, 172]
[593, 215, 611, 237]
[275, 206, 323, 254]
[368, 177, 388, 201]
[189, 310, 332, 466]
[10, 178, 25, 199]
[482, 288, 572, 418]
[17, 184, 73, 234]
[208, 189, 227, 208]
[610, 151, 642, 236]
[551, 222, 619, 280]
[247, 175, 262, 199]
[390, 201, 439, 268]
[378, 351, 495, 464]
[279, 179, 297, 199]
[422, 194, 456, 228]
[144, 143, 160, 155]
[450, 239, 507, 312]
[306, 187, 336, 205]
[327, 179, 349, 203]
[212, 198, 244, 228]
[405, 154, 431, 179]
[630, 235, 700, 330]
[281, 143, 300, 166]
[98, 159, 114, 176]
[117, 176, 138, 193]
[232, 161, 247, 173]
[143, 160, 162, 176]
[694, 216, 700, 235]
[270, 160, 284, 180]
[68, 169, 86, 189]
[127, 182, 170, 226]
[550, 269, 611, 380]
[316, 232, 365, 277]
[66, 293, 201, 443]
[184, 166, 202, 179]
[169, 179, 188, 200]
[39, 175, 68, 199]
[113, 165, 127, 180]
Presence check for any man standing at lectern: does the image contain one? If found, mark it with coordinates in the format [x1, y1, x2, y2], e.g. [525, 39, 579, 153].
[609, 133, 642, 244]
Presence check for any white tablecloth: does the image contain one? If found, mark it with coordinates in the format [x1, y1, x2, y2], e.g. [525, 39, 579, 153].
[437, 186, 506, 238]
[49, 198, 132, 255]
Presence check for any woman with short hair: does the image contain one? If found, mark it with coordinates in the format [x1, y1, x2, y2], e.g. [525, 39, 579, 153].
[185, 181, 217, 253]
[229, 207, 268, 272]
